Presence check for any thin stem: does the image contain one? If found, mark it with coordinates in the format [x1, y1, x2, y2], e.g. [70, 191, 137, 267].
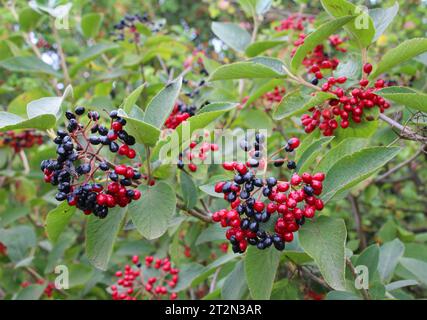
[375, 147, 424, 182]
[52, 19, 71, 85]
[18, 150, 30, 175]
[145, 145, 152, 185]
[347, 195, 367, 250]
[379, 113, 427, 144]
[346, 258, 371, 300]
[176, 203, 212, 223]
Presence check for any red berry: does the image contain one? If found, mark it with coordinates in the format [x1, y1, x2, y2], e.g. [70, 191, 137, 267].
[132, 255, 139, 264]
[288, 137, 300, 149]
[133, 190, 141, 200]
[222, 162, 235, 171]
[188, 163, 197, 172]
[127, 149, 136, 159]
[363, 63, 372, 74]
[112, 122, 123, 131]
[118, 144, 129, 156]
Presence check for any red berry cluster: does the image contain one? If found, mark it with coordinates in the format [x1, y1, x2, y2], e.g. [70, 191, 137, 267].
[21, 280, 55, 298]
[274, 13, 314, 32]
[36, 38, 51, 49]
[183, 49, 207, 70]
[177, 138, 219, 173]
[165, 102, 197, 129]
[263, 86, 286, 103]
[41, 107, 142, 218]
[211, 135, 325, 253]
[0, 130, 43, 153]
[111, 256, 179, 300]
[0, 242, 7, 256]
[301, 63, 390, 136]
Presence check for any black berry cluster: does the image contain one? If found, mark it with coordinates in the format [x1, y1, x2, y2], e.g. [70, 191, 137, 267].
[41, 107, 142, 218]
[212, 135, 325, 253]
[112, 13, 163, 43]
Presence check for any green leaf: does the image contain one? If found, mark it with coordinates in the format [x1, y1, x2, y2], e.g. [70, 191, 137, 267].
[369, 38, 427, 79]
[170, 263, 206, 292]
[85, 207, 127, 270]
[378, 238, 404, 283]
[128, 182, 176, 240]
[69, 43, 119, 76]
[244, 79, 284, 107]
[375, 86, 427, 113]
[369, 2, 399, 42]
[299, 216, 347, 290]
[385, 279, 418, 292]
[398, 258, 427, 286]
[0, 226, 36, 263]
[26, 85, 73, 119]
[315, 138, 368, 173]
[321, 0, 374, 48]
[211, 22, 251, 52]
[209, 57, 288, 81]
[356, 244, 380, 282]
[180, 171, 197, 210]
[19, 7, 42, 32]
[321, 147, 401, 202]
[245, 246, 281, 299]
[14, 284, 46, 300]
[0, 56, 61, 77]
[122, 83, 145, 114]
[0, 112, 56, 132]
[296, 136, 334, 173]
[118, 109, 161, 147]
[81, 13, 104, 38]
[326, 290, 362, 300]
[291, 16, 355, 72]
[245, 40, 284, 57]
[222, 260, 248, 299]
[195, 223, 226, 245]
[45, 202, 76, 244]
[68, 264, 94, 288]
[143, 77, 182, 128]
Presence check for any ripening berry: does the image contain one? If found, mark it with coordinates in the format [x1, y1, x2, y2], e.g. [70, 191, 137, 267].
[363, 63, 372, 74]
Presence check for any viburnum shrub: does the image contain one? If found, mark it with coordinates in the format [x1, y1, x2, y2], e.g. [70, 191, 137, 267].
[40, 107, 142, 218]
[0, 0, 426, 302]
[110, 256, 179, 300]
[213, 134, 325, 253]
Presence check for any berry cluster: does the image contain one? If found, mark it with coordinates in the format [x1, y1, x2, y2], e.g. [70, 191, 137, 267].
[292, 34, 346, 80]
[0, 130, 43, 153]
[112, 13, 162, 43]
[36, 38, 51, 49]
[0, 242, 6, 256]
[183, 49, 207, 71]
[263, 86, 286, 103]
[212, 135, 325, 253]
[274, 13, 314, 32]
[177, 138, 219, 173]
[111, 256, 179, 300]
[164, 102, 197, 129]
[41, 107, 142, 218]
[301, 63, 390, 136]
[21, 280, 55, 298]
